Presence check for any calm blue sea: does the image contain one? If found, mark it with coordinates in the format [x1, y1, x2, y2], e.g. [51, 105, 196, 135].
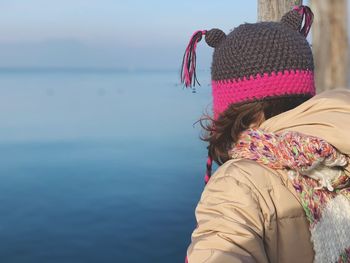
[0, 70, 212, 263]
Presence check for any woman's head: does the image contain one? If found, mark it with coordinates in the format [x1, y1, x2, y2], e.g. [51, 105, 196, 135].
[180, 5, 315, 172]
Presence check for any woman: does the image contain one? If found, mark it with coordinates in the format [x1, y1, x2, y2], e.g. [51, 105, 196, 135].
[181, 6, 350, 263]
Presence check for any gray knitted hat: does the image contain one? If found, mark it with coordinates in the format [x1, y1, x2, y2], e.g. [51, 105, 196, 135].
[181, 5, 315, 119]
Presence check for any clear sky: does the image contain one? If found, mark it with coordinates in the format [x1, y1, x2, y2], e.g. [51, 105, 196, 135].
[0, 0, 258, 70]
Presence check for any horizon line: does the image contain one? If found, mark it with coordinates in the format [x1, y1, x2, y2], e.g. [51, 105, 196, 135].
[0, 66, 190, 74]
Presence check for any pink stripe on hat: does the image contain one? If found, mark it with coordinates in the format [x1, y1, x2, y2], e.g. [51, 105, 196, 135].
[212, 70, 315, 118]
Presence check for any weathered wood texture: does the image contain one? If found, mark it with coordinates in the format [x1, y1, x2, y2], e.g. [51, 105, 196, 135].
[310, 0, 349, 91]
[258, 0, 303, 21]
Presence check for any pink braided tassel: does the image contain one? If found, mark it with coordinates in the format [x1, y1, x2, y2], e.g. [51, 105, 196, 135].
[294, 5, 314, 37]
[180, 30, 207, 88]
[204, 155, 213, 184]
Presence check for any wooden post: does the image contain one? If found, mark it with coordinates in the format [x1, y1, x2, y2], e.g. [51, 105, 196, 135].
[310, 0, 349, 92]
[258, 0, 302, 22]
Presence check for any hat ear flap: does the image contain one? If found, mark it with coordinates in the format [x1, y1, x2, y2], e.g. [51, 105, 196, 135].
[281, 9, 303, 32]
[205, 28, 226, 48]
[280, 5, 313, 37]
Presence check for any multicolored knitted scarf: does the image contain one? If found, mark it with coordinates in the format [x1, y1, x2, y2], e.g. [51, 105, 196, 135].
[229, 129, 350, 263]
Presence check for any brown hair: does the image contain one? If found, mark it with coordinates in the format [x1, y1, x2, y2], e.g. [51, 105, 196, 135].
[200, 96, 310, 165]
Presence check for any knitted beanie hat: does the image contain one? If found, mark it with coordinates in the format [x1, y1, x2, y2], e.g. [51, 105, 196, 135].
[181, 5, 315, 118]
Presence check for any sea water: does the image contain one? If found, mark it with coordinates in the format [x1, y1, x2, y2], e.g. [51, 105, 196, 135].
[0, 69, 212, 263]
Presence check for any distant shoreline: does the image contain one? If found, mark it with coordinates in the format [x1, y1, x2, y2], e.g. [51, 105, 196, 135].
[0, 67, 211, 74]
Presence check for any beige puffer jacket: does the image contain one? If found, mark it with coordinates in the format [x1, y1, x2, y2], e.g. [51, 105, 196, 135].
[187, 89, 350, 263]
